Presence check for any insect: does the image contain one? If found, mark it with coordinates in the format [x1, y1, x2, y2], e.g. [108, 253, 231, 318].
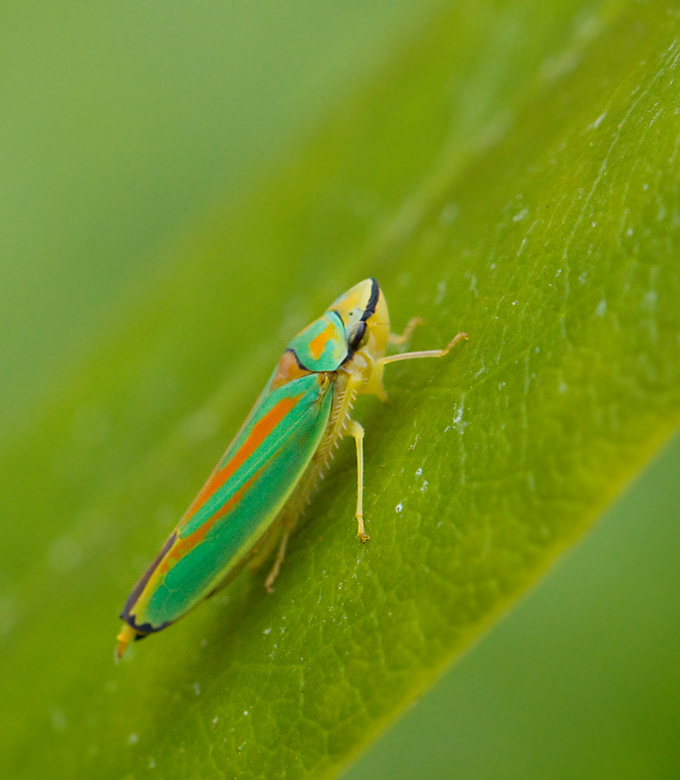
[116, 279, 467, 659]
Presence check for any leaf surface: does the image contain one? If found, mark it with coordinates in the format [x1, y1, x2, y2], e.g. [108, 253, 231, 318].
[2, 1, 679, 778]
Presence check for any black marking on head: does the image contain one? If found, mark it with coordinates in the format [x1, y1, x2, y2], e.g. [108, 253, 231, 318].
[360, 278, 380, 322]
[343, 280, 378, 359]
[120, 531, 178, 633]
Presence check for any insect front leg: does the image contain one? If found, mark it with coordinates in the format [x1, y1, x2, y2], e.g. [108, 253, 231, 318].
[379, 331, 468, 367]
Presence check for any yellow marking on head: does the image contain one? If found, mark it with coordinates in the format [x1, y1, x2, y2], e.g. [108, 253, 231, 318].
[330, 279, 390, 360]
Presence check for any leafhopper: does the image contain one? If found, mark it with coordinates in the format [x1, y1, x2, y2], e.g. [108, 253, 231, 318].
[116, 279, 466, 658]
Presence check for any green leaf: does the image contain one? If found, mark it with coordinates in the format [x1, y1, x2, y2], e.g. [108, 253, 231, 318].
[2, 1, 679, 778]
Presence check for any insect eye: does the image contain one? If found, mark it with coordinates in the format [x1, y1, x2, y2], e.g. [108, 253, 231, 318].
[348, 321, 367, 351]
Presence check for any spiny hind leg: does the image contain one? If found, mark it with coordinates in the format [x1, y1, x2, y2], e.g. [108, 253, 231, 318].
[265, 416, 369, 591]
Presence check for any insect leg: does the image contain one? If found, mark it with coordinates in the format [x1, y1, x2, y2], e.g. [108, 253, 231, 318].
[379, 331, 468, 366]
[346, 418, 368, 542]
[264, 529, 291, 593]
[387, 316, 424, 346]
[248, 521, 285, 574]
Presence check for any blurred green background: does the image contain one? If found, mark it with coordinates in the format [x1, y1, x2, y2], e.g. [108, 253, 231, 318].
[0, 0, 440, 441]
[2, 1, 679, 777]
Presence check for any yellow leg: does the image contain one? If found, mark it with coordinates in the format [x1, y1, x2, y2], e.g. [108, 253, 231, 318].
[379, 331, 468, 367]
[346, 419, 368, 542]
[388, 316, 424, 346]
[248, 522, 284, 574]
[264, 529, 291, 593]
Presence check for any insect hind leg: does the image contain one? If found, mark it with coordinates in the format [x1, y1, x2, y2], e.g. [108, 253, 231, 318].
[264, 529, 292, 593]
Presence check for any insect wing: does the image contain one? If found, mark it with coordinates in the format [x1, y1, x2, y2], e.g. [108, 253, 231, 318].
[121, 372, 333, 634]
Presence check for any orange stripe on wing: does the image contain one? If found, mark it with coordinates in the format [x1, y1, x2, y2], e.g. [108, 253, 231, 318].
[159, 470, 259, 576]
[184, 393, 302, 520]
[269, 350, 310, 392]
[125, 469, 260, 619]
